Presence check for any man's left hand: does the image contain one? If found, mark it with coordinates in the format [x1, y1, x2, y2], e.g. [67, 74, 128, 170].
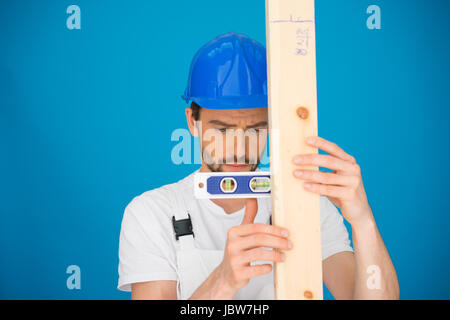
[292, 136, 373, 227]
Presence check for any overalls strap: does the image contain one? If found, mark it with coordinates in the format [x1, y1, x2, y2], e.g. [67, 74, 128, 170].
[170, 186, 196, 251]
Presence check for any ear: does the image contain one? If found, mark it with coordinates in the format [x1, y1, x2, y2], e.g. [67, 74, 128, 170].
[185, 107, 199, 137]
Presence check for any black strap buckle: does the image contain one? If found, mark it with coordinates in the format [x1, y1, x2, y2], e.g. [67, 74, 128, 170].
[172, 213, 194, 241]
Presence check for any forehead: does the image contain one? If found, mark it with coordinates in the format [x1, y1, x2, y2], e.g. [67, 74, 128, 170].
[201, 108, 268, 122]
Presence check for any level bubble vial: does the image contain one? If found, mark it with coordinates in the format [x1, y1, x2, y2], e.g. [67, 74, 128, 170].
[220, 177, 237, 193]
[249, 177, 271, 193]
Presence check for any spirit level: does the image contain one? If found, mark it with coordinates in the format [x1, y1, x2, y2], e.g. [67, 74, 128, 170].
[194, 171, 271, 199]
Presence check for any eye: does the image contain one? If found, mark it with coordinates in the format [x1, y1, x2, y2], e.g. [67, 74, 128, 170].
[216, 128, 227, 133]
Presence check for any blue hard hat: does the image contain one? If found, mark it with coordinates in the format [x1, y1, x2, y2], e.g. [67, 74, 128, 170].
[181, 32, 268, 109]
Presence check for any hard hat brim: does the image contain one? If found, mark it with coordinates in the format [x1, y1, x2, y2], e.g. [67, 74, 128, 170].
[182, 95, 268, 110]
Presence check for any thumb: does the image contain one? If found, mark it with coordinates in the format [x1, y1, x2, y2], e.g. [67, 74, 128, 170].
[241, 198, 258, 225]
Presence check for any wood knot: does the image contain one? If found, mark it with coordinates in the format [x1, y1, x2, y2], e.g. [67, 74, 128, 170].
[303, 290, 313, 299]
[296, 106, 309, 119]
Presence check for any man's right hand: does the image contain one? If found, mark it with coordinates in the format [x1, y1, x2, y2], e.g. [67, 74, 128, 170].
[216, 198, 293, 295]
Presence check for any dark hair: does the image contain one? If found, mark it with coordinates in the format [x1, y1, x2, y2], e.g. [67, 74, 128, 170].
[190, 101, 202, 121]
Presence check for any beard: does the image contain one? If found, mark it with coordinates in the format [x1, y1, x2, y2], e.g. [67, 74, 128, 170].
[202, 147, 260, 172]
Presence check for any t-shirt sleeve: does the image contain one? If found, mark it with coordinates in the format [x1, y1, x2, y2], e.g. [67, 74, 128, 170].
[117, 194, 178, 292]
[320, 196, 354, 260]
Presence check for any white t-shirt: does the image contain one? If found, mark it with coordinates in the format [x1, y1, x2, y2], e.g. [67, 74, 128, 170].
[117, 170, 353, 295]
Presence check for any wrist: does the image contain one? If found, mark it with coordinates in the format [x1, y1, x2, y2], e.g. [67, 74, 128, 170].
[349, 208, 376, 231]
[189, 265, 237, 300]
[210, 265, 238, 299]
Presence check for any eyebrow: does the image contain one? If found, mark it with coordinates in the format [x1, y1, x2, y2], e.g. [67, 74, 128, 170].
[208, 120, 236, 127]
[247, 121, 268, 129]
[208, 120, 268, 129]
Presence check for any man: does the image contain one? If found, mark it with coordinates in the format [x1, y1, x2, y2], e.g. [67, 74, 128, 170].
[117, 32, 399, 300]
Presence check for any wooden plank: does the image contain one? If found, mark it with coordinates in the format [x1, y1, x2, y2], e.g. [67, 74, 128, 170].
[265, 0, 322, 300]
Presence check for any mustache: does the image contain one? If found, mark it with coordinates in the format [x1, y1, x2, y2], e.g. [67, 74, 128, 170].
[201, 147, 259, 164]
[222, 155, 252, 164]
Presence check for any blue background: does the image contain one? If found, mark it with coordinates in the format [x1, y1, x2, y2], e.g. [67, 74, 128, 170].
[1, 0, 449, 299]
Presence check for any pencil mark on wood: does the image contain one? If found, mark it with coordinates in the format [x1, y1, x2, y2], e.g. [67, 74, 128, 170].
[295, 27, 310, 56]
[295, 48, 308, 56]
[270, 14, 314, 24]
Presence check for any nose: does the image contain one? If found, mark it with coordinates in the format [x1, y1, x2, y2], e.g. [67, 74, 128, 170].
[234, 129, 246, 163]
[225, 128, 259, 164]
